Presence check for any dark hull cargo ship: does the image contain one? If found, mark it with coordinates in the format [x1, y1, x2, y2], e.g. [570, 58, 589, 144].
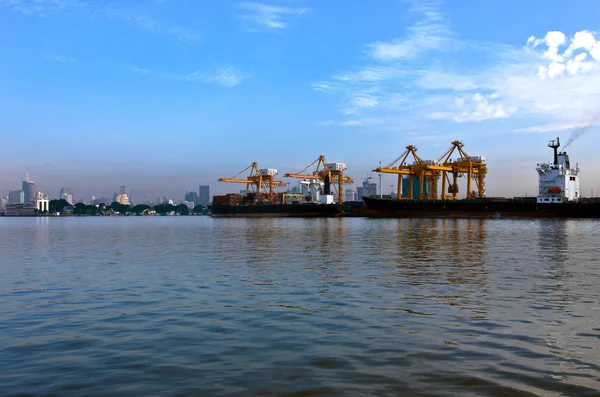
[211, 202, 343, 218]
[362, 138, 600, 219]
[210, 179, 343, 218]
[361, 196, 600, 219]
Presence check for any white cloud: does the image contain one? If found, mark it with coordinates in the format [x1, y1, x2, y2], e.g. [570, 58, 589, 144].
[351, 94, 379, 108]
[547, 61, 566, 78]
[333, 66, 405, 82]
[528, 30, 600, 79]
[314, 16, 600, 133]
[340, 117, 385, 126]
[236, 2, 306, 29]
[0, 0, 201, 43]
[186, 67, 246, 87]
[0, 0, 86, 16]
[516, 121, 592, 133]
[366, 2, 449, 61]
[312, 83, 331, 92]
[46, 54, 75, 62]
[431, 92, 517, 122]
[131, 65, 246, 87]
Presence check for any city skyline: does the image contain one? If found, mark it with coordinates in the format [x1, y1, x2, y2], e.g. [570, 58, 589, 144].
[1, 171, 412, 206]
[2, 0, 600, 198]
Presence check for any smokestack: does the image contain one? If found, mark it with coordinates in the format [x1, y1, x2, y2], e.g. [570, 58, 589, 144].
[324, 175, 331, 195]
[548, 137, 560, 165]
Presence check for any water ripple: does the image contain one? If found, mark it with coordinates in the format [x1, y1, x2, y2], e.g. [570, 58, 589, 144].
[1, 217, 599, 396]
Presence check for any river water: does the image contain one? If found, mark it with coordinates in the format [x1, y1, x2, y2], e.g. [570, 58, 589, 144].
[1, 217, 599, 396]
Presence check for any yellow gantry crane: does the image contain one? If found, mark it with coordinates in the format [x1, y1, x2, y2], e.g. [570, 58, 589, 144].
[430, 140, 487, 199]
[284, 155, 354, 204]
[374, 141, 487, 200]
[373, 145, 436, 200]
[218, 162, 287, 200]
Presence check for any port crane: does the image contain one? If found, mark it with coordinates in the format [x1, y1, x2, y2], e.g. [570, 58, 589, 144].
[373, 145, 437, 200]
[218, 162, 287, 200]
[284, 155, 354, 204]
[374, 141, 487, 200]
[429, 140, 487, 199]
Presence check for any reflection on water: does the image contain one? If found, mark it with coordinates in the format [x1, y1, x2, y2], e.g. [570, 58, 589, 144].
[0, 217, 599, 397]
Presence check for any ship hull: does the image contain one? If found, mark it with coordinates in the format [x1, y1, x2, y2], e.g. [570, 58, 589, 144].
[210, 203, 343, 218]
[362, 197, 600, 219]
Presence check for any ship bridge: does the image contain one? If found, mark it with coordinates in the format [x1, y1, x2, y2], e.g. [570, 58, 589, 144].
[536, 137, 580, 204]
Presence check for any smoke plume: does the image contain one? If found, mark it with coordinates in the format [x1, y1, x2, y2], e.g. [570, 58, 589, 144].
[563, 125, 591, 150]
[563, 111, 600, 150]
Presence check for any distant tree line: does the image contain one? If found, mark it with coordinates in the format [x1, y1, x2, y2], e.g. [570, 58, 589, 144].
[42, 199, 209, 216]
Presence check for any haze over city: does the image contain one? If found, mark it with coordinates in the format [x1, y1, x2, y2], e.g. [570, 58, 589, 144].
[2, 0, 600, 201]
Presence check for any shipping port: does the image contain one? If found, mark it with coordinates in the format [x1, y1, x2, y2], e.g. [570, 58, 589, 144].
[210, 157, 351, 217]
[211, 137, 600, 219]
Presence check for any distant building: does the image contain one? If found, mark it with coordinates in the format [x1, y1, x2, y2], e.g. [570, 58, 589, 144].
[92, 197, 110, 206]
[36, 199, 49, 213]
[9, 190, 24, 204]
[60, 187, 74, 204]
[22, 173, 36, 203]
[0, 197, 6, 211]
[356, 177, 377, 201]
[344, 189, 357, 202]
[5, 203, 36, 216]
[120, 185, 129, 196]
[185, 191, 199, 206]
[199, 185, 210, 206]
[183, 201, 195, 210]
[115, 194, 130, 205]
[35, 191, 48, 201]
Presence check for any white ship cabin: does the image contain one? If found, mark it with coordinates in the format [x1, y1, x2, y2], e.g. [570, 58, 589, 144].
[536, 137, 580, 204]
[299, 179, 335, 204]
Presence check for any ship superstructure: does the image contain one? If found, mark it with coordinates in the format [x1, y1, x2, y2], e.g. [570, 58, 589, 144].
[536, 138, 580, 204]
[299, 178, 335, 204]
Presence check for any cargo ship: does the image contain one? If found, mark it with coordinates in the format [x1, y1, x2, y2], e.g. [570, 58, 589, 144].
[211, 178, 343, 218]
[361, 137, 600, 218]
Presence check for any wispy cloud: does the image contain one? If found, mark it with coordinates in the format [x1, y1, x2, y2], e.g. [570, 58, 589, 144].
[515, 122, 591, 133]
[312, 83, 331, 92]
[46, 54, 76, 63]
[366, 1, 450, 61]
[0, 0, 88, 16]
[430, 93, 517, 123]
[0, 0, 201, 43]
[236, 2, 307, 30]
[130, 65, 246, 87]
[313, 0, 600, 134]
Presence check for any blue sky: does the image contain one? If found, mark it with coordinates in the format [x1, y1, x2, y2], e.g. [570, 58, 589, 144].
[2, 0, 600, 201]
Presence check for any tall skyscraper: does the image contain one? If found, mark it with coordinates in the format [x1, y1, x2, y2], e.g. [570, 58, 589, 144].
[120, 185, 129, 195]
[185, 191, 199, 206]
[199, 185, 210, 206]
[22, 173, 36, 203]
[115, 194, 130, 205]
[9, 190, 24, 204]
[60, 187, 74, 204]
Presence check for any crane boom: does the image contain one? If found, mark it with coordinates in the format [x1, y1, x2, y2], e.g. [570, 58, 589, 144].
[218, 162, 286, 199]
[285, 155, 354, 204]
